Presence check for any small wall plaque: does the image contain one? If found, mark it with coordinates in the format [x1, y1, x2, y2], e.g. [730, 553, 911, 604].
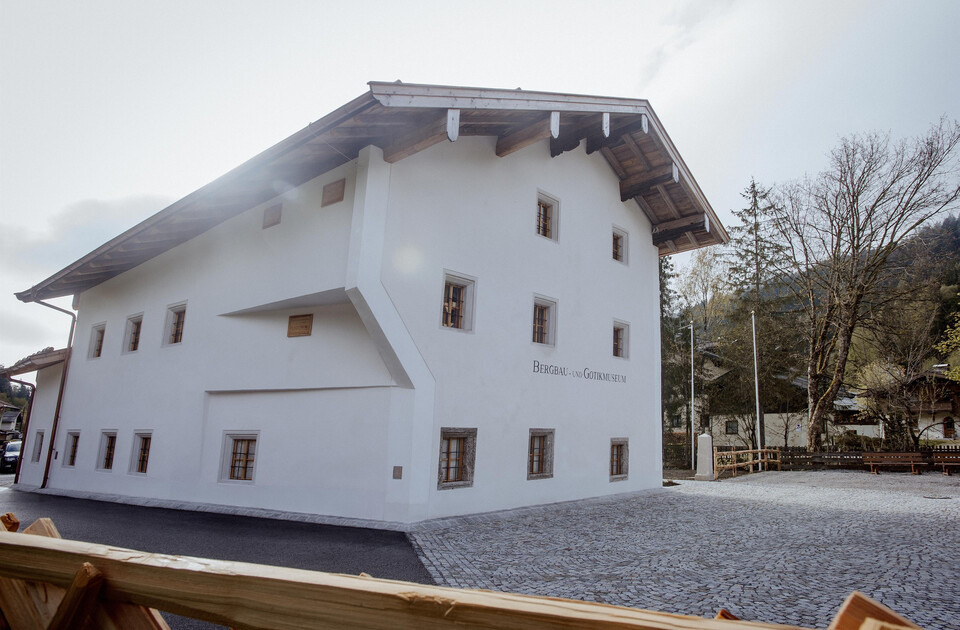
[392, 466, 403, 479]
[287, 314, 313, 337]
[263, 204, 282, 229]
[321, 178, 346, 207]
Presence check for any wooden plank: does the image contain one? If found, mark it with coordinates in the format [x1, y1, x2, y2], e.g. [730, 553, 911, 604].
[21, 519, 60, 539]
[382, 110, 457, 163]
[0, 532, 813, 630]
[1, 514, 19, 533]
[45, 563, 104, 630]
[496, 113, 558, 157]
[585, 116, 647, 154]
[827, 592, 921, 630]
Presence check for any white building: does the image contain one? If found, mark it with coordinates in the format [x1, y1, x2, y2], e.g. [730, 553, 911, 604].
[11, 82, 726, 525]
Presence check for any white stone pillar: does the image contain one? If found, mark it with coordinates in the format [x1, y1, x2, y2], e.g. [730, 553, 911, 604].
[694, 432, 714, 481]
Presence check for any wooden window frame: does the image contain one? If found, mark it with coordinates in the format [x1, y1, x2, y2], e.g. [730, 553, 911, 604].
[164, 304, 187, 346]
[64, 432, 80, 467]
[536, 192, 559, 241]
[440, 272, 476, 332]
[131, 433, 152, 475]
[89, 324, 106, 359]
[437, 428, 477, 490]
[613, 321, 629, 359]
[612, 227, 628, 264]
[98, 432, 117, 471]
[725, 420, 739, 435]
[32, 431, 44, 463]
[527, 429, 555, 480]
[610, 438, 628, 481]
[124, 315, 143, 353]
[532, 296, 557, 346]
[221, 432, 260, 483]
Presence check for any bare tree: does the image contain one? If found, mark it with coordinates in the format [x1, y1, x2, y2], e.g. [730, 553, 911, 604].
[770, 119, 960, 449]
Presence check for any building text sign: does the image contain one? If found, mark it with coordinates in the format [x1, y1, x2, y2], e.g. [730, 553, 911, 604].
[532, 360, 626, 383]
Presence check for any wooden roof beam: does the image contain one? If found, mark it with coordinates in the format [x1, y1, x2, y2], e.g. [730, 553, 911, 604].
[496, 112, 559, 157]
[653, 214, 707, 246]
[586, 114, 647, 154]
[655, 183, 682, 219]
[550, 113, 609, 157]
[620, 163, 678, 201]
[382, 109, 460, 163]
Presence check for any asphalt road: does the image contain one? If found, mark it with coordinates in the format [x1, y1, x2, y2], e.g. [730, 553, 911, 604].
[0, 475, 434, 629]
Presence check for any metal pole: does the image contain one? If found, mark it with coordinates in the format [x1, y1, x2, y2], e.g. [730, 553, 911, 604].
[690, 320, 695, 471]
[752, 310, 762, 470]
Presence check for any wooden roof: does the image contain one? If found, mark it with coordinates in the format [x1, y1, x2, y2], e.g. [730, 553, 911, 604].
[0, 347, 68, 377]
[16, 82, 726, 303]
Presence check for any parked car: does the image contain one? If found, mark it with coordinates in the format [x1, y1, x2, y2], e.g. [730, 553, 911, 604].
[1, 440, 21, 473]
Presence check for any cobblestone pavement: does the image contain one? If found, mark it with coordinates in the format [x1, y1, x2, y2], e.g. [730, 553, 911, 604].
[409, 471, 960, 629]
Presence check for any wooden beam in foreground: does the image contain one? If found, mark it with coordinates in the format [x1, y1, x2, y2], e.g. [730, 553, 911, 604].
[496, 112, 560, 157]
[826, 592, 922, 630]
[0, 531, 813, 630]
[382, 109, 459, 163]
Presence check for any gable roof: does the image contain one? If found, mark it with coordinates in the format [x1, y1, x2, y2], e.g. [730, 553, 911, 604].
[16, 82, 726, 303]
[0, 347, 68, 378]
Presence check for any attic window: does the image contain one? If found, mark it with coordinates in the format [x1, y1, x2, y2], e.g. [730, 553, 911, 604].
[287, 314, 313, 337]
[263, 204, 282, 229]
[322, 179, 346, 207]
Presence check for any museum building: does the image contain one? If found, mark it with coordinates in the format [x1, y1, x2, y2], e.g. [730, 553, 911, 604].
[10, 82, 726, 525]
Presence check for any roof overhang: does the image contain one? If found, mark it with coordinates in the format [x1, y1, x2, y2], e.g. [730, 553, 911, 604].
[16, 81, 727, 303]
[1, 347, 68, 378]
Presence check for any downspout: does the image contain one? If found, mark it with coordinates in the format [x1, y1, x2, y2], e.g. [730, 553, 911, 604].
[33, 299, 76, 489]
[7, 376, 35, 484]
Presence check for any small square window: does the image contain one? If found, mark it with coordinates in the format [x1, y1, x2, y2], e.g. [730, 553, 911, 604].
[64, 432, 80, 467]
[32, 431, 44, 463]
[725, 420, 739, 435]
[536, 193, 559, 241]
[165, 304, 187, 345]
[131, 432, 152, 474]
[612, 227, 628, 263]
[262, 203, 282, 229]
[438, 428, 477, 489]
[528, 429, 555, 480]
[89, 324, 106, 359]
[287, 314, 313, 337]
[124, 315, 143, 353]
[98, 432, 117, 470]
[221, 433, 259, 482]
[613, 321, 629, 358]
[441, 272, 476, 332]
[532, 296, 557, 346]
[610, 438, 628, 481]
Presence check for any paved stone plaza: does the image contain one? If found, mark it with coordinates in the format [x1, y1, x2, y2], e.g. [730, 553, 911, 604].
[410, 471, 960, 629]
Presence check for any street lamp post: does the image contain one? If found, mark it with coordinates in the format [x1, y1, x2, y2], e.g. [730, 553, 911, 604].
[751, 310, 762, 469]
[689, 320, 695, 471]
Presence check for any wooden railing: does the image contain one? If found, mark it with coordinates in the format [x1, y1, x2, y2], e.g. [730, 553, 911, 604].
[713, 447, 781, 480]
[0, 513, 924, 630]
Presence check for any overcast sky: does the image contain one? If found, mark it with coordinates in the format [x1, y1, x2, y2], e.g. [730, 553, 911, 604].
[2, 0, 959, 374]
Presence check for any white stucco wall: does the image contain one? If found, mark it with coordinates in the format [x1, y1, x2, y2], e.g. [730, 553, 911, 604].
[14, 363, 62, 488]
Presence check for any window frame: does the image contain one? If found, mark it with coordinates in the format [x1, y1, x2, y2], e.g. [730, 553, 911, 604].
[124, 314, 143, 354]
[97, 431, 118, 471]
[536, 192, 559, 242]
[130, 432, 152, 475]
[613, 320, 629, 359]
[610, 438, 629, 481]
[532, 295, 558, 346]
[164, 303, 187, 346]
[725, 420, 739, 435]
[440, 271, 477, 332]
[63, 431, 80, 467]
[89, 324, 106, 359]
[527, 428, 555, 480]
[220, 432, 260, 483]
[32, 431, 44, 463]
[612, 226, 628, 264]
[437, 427, 477, 490]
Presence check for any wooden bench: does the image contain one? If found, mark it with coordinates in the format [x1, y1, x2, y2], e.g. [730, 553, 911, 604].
[862, 452, 925, 475]
[932, 451, 960, 476]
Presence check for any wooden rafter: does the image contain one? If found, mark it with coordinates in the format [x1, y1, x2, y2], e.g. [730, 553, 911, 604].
[549, 112, 609, 157]
[619, 163, 678, 201]
[585, 115, 647, 154]
[495, 112, 559, 157]
[380, 109, 460, 163]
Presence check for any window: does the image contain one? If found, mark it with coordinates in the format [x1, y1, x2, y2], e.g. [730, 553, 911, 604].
[89, 324, 106, 358]
[612, 227, 628, 263]
[725, 420, 739, 435]
[132, 433, 152, 474]
[32, 431, 44, 462]
[262, 203, 282, 229]
[610, 438, 628, 481]
[536, 193, 559, 241]
[124, 315, 143, 353]
[944, 417, 955, 439]
[613, 321, 629, 358]
[528, 429, 555, 480]
[98, 432, 117, 470]
[438, 428, 477, 489]
[65, 432, 80, 467]
[441, 272, 476, 331]
[532, 296, 557, 345]
[165, 304, 186, 345]
[222, 434, 258, 482]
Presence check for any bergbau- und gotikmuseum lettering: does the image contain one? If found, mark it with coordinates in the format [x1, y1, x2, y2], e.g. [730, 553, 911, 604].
[532, 360, 626, 383]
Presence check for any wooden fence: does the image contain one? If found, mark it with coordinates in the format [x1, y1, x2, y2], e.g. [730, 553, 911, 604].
[713, 448, 781, 480]
[0, 513, 925, 630]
